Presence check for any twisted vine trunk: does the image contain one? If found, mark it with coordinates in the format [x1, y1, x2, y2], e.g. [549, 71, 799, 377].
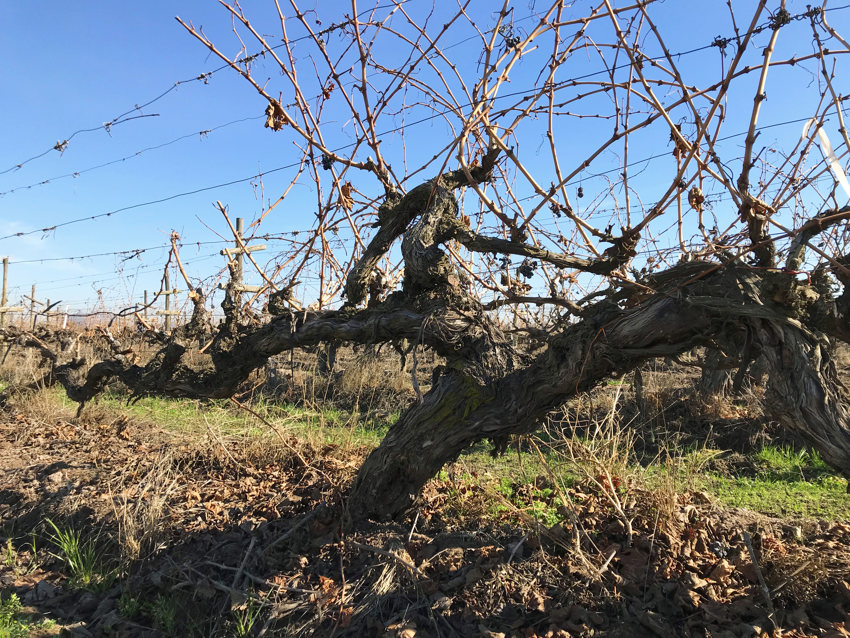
[348, 293, 709, 519]
[759, 323, 850, 475]
[348, 269, 850, 520]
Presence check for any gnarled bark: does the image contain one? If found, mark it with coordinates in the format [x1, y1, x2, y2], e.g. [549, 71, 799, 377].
[349, 265, 850, 519]
[348, 291, 710, 519]
[758, 323, 850, 475]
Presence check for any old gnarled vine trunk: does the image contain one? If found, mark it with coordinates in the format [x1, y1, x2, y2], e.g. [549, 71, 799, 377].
[347, 266, 850, 520]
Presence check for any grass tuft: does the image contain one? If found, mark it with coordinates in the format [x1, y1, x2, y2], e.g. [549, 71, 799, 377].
[44, 518, 110, 590]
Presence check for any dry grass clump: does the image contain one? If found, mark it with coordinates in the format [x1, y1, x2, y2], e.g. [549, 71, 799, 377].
[540, 384, 642, 546]
[4, 386, 76, 429]
[239, 432, 307, 468]
[337, 351, 411, 396]
[537, 378, 729, 542]
[697, 384, 766, 422]
[109, 452, 179, 564]
[264, 346, 418, 420]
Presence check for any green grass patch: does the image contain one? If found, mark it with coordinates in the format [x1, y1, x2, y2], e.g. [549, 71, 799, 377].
[98, 391, 393, 447]
[230, 595, 265, 637]
[697, 445, 850, 518]
[148, 593, 178, 634]
[465, 440, 850, 523]
[643, 444, 850, 520]
[118, 590, 142, 619]
[3, 381, 396, 454]
[11, 383, 850, 522]
[753, 445, 831, 481]
[701, 474, 850, 519]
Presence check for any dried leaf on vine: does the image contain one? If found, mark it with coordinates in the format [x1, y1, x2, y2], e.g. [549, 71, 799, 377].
[670, 124, 690, 159]
[688, 187, 705, 212]
[338, 182, 354, 211]
[672, 140, 690, 159]
[264, 100, 287, 131]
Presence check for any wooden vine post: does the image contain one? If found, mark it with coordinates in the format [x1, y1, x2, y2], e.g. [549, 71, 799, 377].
[0, 258, 25, 328]
[24, 288, 45, 329]
[157, 273, 182, 333]
[218, 217, 266, 310]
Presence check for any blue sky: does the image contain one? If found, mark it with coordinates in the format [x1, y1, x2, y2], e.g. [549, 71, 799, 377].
[1, 1, 311, 316]
[1, 1, 848, 321]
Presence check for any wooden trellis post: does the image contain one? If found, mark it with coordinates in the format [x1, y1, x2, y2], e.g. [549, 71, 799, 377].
[29, 285, 36, 329]
[156, 273, 182, 333]
[218, 217, 266, 299]
[25, 287, 42, 329]
[0, 258, 25, 328]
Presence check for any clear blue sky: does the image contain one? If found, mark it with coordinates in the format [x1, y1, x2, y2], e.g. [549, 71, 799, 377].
[1, 1, 848, 320]
[0, 1, 312, 316]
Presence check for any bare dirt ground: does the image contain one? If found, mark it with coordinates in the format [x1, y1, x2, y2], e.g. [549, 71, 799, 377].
[1, 392, 850, 637]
